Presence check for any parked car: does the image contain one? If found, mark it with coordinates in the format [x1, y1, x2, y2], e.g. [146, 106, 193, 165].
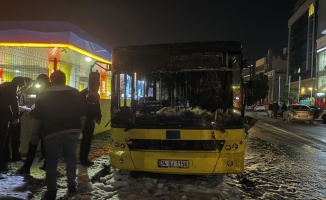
[309, 105, 326, 124]
[254, 104, 265, 111]
[282, 104, 314, 124]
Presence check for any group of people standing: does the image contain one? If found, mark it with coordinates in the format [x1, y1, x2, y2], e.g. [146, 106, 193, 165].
[0, 70, 102, 200]
[268, 101, 287, 118]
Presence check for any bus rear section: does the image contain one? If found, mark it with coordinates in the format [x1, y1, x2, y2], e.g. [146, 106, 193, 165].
[109, 41, 255, 174]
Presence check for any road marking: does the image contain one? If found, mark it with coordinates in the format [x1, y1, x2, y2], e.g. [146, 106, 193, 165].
[255, 122, 326, 151]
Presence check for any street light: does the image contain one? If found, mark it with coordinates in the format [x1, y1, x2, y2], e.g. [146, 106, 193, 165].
[309, 87, 312, 105]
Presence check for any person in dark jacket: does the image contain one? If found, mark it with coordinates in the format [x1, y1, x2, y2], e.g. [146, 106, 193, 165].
[32, 70, 86, 199]
[4, 77, 33, 163]
[273, 101, 280, 119]
[16, 74, 50, 175]
[281, 103, 287, 117]
[79, 87, 102, 166]
[268, 102, 273, 118]
[0, 76, 25, 172]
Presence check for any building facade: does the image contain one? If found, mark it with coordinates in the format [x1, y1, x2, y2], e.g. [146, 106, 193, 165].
[287, 0, 318, 105]
[316, 0, 326, 108]
[255, 50, 287, 104]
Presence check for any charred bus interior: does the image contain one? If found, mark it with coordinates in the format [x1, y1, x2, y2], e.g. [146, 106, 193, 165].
[110, 41, 245, 129]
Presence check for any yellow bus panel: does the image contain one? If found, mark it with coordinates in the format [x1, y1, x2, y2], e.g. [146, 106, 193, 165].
[109, 127, 245, 174]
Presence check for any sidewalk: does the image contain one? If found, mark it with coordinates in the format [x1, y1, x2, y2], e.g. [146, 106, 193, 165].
[0, 131, 110, 200]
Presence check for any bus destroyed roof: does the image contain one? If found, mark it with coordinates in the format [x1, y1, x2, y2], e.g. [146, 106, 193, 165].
[112, 41, 243, 74]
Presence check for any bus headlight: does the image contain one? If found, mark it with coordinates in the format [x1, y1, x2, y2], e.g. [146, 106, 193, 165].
[227, 161, 233, 166]
[225, 145, 231, 150]
[232, 143, 238, 149]
[120, 144, 125, 149]
[115, 142, 120, 147]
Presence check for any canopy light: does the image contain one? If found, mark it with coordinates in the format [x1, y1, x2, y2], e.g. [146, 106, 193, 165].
[0, 42, 111, 64]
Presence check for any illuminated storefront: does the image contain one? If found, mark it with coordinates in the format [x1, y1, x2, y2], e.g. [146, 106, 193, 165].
[0, 21, 112, 132]
[0, 45, 111, 92]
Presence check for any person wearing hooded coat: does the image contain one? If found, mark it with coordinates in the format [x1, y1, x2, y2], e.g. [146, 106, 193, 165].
[0, 76, 25, 172]
[4, 77, 33, 163]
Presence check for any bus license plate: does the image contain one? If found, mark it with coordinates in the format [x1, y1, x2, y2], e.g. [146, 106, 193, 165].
[158, 160, 189, 168]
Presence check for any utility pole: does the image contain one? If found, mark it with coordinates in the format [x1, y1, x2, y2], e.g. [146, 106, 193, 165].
[288, 75, 291, 105]
[298, 68, 301, 103]
[278, 75, 280, 103]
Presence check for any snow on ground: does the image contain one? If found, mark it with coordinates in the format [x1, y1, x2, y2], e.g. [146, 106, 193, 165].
[1, 124, 326, 199]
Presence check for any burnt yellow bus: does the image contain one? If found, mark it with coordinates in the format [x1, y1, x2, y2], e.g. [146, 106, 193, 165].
[109, 41, 255, 174]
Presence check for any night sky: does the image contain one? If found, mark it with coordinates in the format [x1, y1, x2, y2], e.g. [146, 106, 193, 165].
[1, 0, 297, 62]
